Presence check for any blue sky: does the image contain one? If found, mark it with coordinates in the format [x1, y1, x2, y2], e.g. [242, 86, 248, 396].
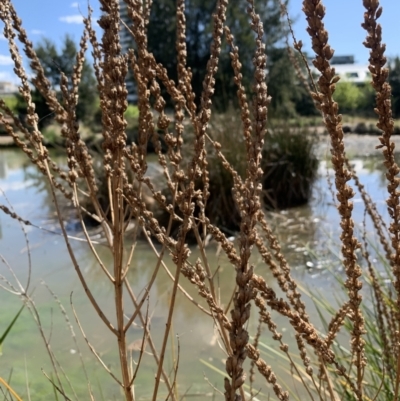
[0, 0, 399, 84]
[0, 1, 102, 83]
[290, 0, 400, 65]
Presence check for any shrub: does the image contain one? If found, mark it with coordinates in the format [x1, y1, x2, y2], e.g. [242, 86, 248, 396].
[2, 95, 18, 113]
[333, 81, 363, 113]
[177, 111, 318, 233]
[262, 125, 318, 209]
[368, 123, 381, 135]
[354, 122, 368, 134]
[124, 104, 139, 122]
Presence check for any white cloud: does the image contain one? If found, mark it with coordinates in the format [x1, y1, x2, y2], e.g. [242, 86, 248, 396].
[0, 180, 35, 192]
[59, 14, 83, 24]
[31, 29, 45, 35]
[0, 55, 13, 65]
[71, 2, 79, 7]
[0, 71, 19, 85]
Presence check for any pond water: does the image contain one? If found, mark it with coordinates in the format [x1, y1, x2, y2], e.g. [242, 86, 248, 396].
[0, 146, 393, 400]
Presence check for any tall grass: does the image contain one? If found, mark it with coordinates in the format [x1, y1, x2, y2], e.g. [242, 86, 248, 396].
[0, 0, 399, 400]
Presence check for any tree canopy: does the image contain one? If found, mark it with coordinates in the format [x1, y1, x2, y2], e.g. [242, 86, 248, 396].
[389, 57, 400, 118]
[17, 35, 98, 128]
[143, 0, 299, 114]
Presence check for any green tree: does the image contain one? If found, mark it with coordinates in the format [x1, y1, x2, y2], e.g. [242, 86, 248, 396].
[357, 82, 375, 116]
[389, 57, 400, 118]
[17, 35, 97, 128]
[267, 47, 308, 118]
[143, 0, 292, 110]
[332, 81, 363, 114]
[331, 80, 376, 116]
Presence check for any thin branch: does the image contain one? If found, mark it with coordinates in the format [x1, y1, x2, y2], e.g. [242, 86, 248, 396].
[41, 370, 72, 401]
[70, 293, 123, 387]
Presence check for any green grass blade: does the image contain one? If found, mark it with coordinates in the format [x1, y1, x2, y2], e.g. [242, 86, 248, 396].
[0, 305, 25, 355]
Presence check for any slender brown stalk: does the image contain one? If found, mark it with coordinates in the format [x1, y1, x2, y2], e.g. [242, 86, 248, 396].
[302, 1, 366, 397]
[151, 229, 188, 401]
[98, 1, 133, 397]
[360, 2, 400, 396]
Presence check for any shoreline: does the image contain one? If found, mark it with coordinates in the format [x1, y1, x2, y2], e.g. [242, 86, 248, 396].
[2, 132, 400, 158]
[316, 133, 400, 158]
[0, 136, 14, 146]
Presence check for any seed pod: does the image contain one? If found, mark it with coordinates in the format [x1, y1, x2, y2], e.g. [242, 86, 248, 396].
[224, 377, 231, 392]
[225, 357, 233, 376]
[294, 40, 303, 50]
[234, 375, 245, 389]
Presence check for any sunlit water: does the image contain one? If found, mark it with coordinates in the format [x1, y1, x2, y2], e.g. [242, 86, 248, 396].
[0, 148, 393, 400]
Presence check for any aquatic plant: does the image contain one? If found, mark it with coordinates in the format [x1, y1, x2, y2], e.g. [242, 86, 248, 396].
[0, 0, 399, 400]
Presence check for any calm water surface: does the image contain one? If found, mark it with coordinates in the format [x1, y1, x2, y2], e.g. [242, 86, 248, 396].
[0, 148, 392, 400]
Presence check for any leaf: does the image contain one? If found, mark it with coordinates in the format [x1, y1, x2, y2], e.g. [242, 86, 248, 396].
[0, 305, 25, 355]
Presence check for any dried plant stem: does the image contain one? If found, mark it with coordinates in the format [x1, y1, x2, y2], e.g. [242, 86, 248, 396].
[143, 229, 211, 317]
[123, 187, 179, 332]
[123, 279, 177, 399]
[112, 175, 134, 400]
[0, 370, 23, 400]
[70, 297, 123, 387]
[191, 223, 232, 353]
[360, 2, 400, 396]
[151, 229, 188, 401]
[302, 0, 365, 397]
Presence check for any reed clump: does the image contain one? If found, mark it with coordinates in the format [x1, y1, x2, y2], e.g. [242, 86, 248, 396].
[0, 0, 399, 400]
[168, 110, 318, 234]
[261, 124, 318, 209]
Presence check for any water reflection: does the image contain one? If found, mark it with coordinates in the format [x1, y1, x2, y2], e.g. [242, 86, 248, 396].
[0, 147, 395, 400]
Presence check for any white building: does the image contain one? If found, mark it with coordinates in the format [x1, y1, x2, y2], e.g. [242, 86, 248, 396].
[309, 55, 371, 85]
[0, 81, 18, 95]
[331, 64, 371, 84]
